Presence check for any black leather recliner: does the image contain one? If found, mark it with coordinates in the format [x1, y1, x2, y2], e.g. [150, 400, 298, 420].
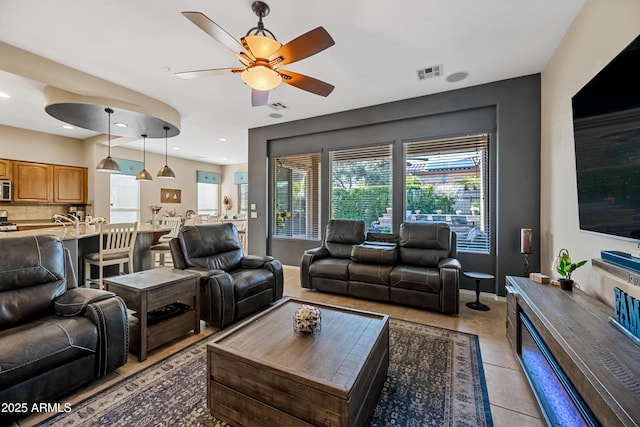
[0, 235, 129, 422]
[170, 223, 284, 327]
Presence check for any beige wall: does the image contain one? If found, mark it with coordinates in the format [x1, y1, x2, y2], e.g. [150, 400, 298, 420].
[541, 0, 640, 306]
[0, 124, 85, 166]
[221, 163, 249, 217]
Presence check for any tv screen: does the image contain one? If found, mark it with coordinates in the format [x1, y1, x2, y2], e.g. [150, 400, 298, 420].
[572, 34, 640, 240]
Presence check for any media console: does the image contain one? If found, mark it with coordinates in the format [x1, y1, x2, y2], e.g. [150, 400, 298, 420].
[506, 276, 640, 426]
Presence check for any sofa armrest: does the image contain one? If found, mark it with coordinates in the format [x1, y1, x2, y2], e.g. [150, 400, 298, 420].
[264, 259, 284, 300]
[202, 271, 236, 327]
[438, 257, 461, 270]
[439, 264, 460, 315]
[300, 247, 329, 289]
[85, 296, 129, 376]
[241, 254, 275, 269]
[54, 288, 116, 316]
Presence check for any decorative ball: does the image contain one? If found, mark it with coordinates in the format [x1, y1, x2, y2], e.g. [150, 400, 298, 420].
[293, 304, 321, 335]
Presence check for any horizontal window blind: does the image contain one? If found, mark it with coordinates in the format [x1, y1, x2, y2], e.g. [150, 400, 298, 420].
[330, 144, 393, 233]
[405, 134, 490, 253]
[273, 153, 321, 240]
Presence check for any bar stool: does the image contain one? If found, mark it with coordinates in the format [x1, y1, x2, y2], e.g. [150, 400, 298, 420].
[84, 222, 137, 288]
[150, 217, 182, 267]
[463, 271, 494, 311]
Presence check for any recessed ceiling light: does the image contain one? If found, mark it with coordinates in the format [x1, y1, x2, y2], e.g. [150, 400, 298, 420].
[269, 113, 283, 119]
[222, 158, 228, 161]
[0, 92, 10, 99]
[446, 72, 469, 83]
[172, 147, 179, 150]
[219, 138, 227, 142]
[114, 122, 128, 128]
[62, 124, 74, 130]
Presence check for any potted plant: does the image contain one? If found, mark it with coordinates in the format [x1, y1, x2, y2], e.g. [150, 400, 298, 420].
[554, 249, 587, 291]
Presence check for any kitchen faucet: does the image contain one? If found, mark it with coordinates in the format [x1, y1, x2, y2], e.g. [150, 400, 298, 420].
[53, 214, 79, 231]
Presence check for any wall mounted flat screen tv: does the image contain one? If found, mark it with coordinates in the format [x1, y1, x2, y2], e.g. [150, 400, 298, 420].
[572, 34, 640, 240]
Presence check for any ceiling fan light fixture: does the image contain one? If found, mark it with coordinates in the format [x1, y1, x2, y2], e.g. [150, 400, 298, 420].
[241, 65, 282, 91]
[243, 35, 281, 58]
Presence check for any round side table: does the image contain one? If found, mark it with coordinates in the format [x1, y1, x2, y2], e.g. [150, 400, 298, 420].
[463, 271, 494, 311]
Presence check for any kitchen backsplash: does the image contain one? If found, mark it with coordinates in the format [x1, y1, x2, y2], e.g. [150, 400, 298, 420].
[2, 205, 70, 222]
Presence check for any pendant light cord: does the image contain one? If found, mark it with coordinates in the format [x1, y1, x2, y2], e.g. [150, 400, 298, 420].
[105, 107, 114, 157]
[164, 126, 169, 165]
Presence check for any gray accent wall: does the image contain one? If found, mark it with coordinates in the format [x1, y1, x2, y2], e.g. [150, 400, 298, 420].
[248, 74, 541, 296]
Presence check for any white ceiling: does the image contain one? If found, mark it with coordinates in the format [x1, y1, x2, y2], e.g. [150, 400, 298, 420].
[0, 0, 585, 165]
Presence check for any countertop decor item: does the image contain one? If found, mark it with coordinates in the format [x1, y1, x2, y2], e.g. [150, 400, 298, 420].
[293, 304, 321, 334]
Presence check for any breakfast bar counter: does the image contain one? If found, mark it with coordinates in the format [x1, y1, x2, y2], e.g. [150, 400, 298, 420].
[0, 223, 172, 281]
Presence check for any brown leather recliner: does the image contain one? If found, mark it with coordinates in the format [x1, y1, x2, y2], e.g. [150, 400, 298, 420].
[170, 223, 284, 327]
[301, 220, 461, 314]
[0, 235, 128, 422]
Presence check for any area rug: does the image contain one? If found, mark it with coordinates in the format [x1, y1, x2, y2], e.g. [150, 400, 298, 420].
[36, 319, 493, 426]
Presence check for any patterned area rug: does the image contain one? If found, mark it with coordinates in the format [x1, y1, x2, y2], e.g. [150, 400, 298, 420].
[36, 319, 492, 426]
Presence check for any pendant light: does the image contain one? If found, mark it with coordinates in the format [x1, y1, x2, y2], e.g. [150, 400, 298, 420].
[157, 126, 176, 179]
[96, 107, 121, 173]
[136, 134, 153, 181]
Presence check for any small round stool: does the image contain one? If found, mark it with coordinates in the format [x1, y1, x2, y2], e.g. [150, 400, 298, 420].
[464, 271, 494, 311]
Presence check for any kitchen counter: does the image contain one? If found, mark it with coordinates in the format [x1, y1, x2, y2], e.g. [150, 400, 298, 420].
[1, 223, 171, 240]
[0, 223, 173, 281]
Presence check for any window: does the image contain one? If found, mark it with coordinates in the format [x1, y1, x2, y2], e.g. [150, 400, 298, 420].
[238, 183, 248, 217]
[404, 133, 490, 253]
[272, 153, 321, 239]
[110, 174, 139, 223]
[330, 144, 393, 232]
[198, 182, 219, 216]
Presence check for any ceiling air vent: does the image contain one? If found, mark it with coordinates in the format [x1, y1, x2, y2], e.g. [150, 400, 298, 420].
[268, 102, 289, 111]
[416, 65, 443, 81]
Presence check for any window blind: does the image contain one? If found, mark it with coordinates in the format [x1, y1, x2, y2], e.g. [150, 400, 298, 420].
[404, 133, 490, 253]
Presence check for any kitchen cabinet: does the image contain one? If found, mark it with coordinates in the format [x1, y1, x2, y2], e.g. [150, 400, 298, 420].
[0, 159, 11, 180]
[53, 165, 87, 203]
[12, 161, 53, 202]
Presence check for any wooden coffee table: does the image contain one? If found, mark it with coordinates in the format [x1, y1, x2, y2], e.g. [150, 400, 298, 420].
[104, 267, 200, 361]
[207, 298, 389, 427]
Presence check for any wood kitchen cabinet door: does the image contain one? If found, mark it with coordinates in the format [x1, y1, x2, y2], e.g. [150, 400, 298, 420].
[53, 165, 87, 203]
[0, 159, 11, 180]
[12, 161, 53, 202]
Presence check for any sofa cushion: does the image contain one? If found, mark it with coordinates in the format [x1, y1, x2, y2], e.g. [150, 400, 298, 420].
[398, 222, 451, 267]
[0, 315, 97, 389]
[0, 236, 68, 327]
[349, 263, 392, 285]
[231, 268, 275, 301]
[178, 224, 243, 271]
[390, 265, 441, 294]
[351, 243, 397, 265]
[309, 258, 351, 281]
[324, 220, 365, 258]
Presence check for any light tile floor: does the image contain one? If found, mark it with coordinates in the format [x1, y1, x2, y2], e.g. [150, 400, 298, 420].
[16, 265, 544, 426]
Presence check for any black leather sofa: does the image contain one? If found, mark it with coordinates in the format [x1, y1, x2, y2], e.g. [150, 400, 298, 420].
[0, 235, 128, 422]
[170, 223, 284, 327]
[300, 220, 461, 314]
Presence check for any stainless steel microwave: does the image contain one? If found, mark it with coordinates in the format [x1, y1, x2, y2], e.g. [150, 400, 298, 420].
[0, 180, 11, 201]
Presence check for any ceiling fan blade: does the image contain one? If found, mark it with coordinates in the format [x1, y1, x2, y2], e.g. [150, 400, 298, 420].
[182, 11, 255, 62]
[251, 89, 269, 107]
[268, 27, 335, 67]
[279, 70, 334, 97]
[175, 68, 244, 79]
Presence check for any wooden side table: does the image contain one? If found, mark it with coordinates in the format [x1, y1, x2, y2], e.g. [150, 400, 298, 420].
[463, 271, 494, 311]
[104, 267, 200, 361]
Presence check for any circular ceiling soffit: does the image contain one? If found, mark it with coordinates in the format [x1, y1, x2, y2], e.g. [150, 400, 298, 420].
[43, 86, 180, 138]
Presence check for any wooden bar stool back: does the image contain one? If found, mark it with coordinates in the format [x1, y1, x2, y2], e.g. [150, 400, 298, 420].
[84, 222, 138, 288]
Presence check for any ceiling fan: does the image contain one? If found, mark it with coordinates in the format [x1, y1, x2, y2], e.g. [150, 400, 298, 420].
[176, 1, 335, 107]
